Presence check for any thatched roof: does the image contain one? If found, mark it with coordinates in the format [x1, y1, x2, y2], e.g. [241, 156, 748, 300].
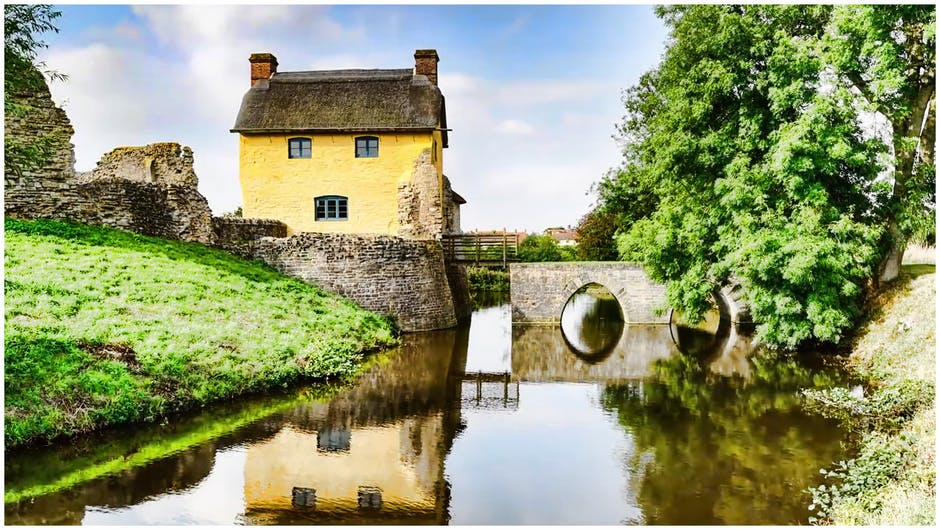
[231, 68, 448, 146]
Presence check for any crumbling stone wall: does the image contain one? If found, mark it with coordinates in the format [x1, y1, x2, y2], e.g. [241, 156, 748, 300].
[4, 74, 80, 219]
[248, 233, 464, 331]
[4, 73, 469, 332]
[398, 149, 446, 239]
[74, 144, 215, 243]
[77, 143, 198, 187]
[3, 75, 214, 244]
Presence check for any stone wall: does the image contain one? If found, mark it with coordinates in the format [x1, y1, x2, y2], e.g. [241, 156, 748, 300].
[510, 262, 671, 324]
[4, 74, 214, 245]
[212, 217, 288, 258]
[4, 73, 80, 219]
[398, 149, 445, 239]
[248, 232, 466, 332]
[4, 72, 469, 333]
[77, 143, 198, 187]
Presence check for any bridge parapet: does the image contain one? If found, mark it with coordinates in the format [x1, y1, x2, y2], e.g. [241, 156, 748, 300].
[509, 262, 670, 324]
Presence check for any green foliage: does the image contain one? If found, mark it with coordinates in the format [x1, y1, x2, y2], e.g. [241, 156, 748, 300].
[807, 432, 914, 524]
[821, 5, 936, 269]
[803, 379, 933, 432]
[518, 234, 572, 262]
[221, 206, 243, 218]
[4, 218, 397, 447]
[575, 209, 620, 261]
[603, 5, 902, 348]
[4, 4, 66, 177]
[805, 271, 935, 525]
[467, 266, 509, 292]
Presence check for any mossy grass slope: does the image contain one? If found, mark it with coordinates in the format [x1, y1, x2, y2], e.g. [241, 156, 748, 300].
[4, 218, 397, 448]
[805, 265, 935, 525]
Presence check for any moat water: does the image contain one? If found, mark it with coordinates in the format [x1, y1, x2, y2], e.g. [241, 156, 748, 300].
[5, 289, 854, 525]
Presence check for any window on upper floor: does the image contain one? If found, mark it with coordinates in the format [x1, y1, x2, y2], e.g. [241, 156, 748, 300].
[355, 136, 379, 158]
[288, 137, 312, 159]
[315, 195, 348, 221]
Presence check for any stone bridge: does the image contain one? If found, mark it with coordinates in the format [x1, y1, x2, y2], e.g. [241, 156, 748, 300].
[510, 262, 752, 325]
[510, 262, 671, 324]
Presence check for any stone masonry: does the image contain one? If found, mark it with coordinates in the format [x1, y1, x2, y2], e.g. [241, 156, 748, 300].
[4, 73, 214, 244]
[398, 149, 445, 239]
[212, 217, 288, 258]
[249, 233, 463, 331]
[77, 142, 198, 187]
[510, 262, 671, 324]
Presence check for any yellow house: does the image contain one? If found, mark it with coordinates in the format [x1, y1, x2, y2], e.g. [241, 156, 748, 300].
[231, 50, 464, 237]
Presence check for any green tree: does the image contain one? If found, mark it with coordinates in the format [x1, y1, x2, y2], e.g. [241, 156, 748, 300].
[600, 5, 934, 348]
[821, 5, 936, 278]
[575, 209, 620, 261]
[518, 234, 566, 262]
[4, 4, 64, 177]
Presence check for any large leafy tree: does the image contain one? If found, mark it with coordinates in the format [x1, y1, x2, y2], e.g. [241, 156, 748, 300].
[822, 5, 936, 279]
[4, 4, 64, 177]
[598, 5, 929, 348]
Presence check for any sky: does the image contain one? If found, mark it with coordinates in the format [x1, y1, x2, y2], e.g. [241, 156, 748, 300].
[39, 4, 670, 233]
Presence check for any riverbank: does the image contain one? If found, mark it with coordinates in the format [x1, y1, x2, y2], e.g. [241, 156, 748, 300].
[805, 265, 935, 525]
[4, 218, 397, 449]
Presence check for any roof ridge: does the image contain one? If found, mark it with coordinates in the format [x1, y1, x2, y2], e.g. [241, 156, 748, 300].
[272, 68, 413, 82]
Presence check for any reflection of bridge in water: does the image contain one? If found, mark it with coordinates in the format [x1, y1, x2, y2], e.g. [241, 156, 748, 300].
[459, 371, 519, 410]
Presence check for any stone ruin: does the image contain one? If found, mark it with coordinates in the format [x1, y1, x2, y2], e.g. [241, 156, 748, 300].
[4, 75, 217, 244]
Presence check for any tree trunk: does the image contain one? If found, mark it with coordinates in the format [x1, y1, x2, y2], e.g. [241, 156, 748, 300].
[879, 221, 905, 282]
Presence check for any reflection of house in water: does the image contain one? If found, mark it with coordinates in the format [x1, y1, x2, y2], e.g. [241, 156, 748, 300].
[242, 326, 468, 525]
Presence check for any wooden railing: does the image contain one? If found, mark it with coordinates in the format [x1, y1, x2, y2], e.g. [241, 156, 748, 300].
[441, 232, 519, 267]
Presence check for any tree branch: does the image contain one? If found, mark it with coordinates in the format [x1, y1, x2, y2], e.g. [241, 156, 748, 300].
[845, 71, 893, 121]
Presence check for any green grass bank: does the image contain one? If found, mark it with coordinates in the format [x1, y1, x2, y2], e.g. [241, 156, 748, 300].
[805, 265, 935, 525]
[4, 218, 397, 448]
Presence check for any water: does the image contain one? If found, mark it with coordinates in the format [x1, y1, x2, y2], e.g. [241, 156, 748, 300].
[4, 290, 853, 525]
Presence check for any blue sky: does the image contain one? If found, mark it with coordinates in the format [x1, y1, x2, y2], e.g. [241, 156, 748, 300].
[40, 4, 669, 232]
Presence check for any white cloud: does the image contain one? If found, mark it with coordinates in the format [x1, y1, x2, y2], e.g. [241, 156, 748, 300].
[44, 44, 181, 170]
[439, 72, 623, 231]
[496, 119, 535, 136]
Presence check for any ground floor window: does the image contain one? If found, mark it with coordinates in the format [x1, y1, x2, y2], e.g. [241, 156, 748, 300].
[315, 195, 348, 221]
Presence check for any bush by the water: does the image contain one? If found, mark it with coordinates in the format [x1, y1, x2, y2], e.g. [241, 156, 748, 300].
[4, 218, 397, 447]
[467, 266, 509, 292]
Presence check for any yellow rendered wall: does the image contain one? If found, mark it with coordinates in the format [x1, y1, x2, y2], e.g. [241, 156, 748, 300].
[239, 132, 440, 235]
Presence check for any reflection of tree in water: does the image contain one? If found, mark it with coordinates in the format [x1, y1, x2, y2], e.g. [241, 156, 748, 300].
[602, 353, 853, 524]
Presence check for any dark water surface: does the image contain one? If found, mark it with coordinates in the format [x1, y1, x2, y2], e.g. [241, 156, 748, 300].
[5, 290, 853, 525]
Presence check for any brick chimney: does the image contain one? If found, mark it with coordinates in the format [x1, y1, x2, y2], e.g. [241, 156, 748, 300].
[249, 53, 278, 87]
[414, 49, 439, 86]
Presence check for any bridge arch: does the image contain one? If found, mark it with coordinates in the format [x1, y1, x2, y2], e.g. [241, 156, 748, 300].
[559, 282, 626, 363]
[510, 262, 671, 324]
